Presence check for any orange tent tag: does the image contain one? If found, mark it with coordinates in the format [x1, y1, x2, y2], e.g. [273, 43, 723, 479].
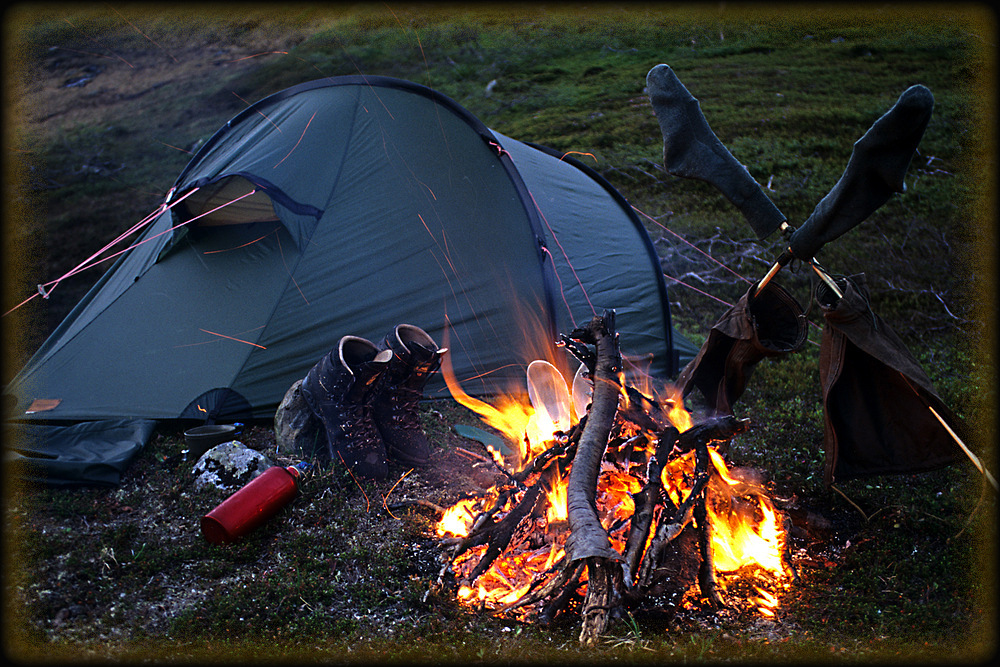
[26, 399, 61, 414]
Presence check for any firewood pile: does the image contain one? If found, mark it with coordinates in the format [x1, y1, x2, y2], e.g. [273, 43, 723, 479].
[435, 312, 797, 645]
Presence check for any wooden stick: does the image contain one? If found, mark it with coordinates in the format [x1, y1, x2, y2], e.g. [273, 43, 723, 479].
[754, 222, 793, 297]
[754, 257, 787, 297]
[622, 427, 678, 586]
[831, 483, 869, 521]
[755, 252, 844, 300]
[564, 313, 624, 563]
[692, 439, 725, 608]
[809, 261, 843, 299]
[928, 406, 998, 492]
[563, 312, 625, 644]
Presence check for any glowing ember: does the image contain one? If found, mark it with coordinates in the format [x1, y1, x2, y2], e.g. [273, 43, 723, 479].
[752, 585, 780, 617]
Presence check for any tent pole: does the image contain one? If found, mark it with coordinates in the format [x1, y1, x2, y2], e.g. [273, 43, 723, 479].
[928, 406, 998, 492]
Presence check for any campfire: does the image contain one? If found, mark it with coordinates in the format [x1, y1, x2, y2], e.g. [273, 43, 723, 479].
[434, 312, 796, 644]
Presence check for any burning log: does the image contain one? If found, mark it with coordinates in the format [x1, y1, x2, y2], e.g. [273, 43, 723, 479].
[436, 311, 793, 644]
[563, 312, 626, 644]
[437, 432, 577, 588]
[632, 418, 748, 603]
[622, 426, 677, 587]
[459, 484, 543, 584]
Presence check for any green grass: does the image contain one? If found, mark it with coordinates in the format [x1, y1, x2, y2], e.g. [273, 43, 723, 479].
[4, 4, 996, 663]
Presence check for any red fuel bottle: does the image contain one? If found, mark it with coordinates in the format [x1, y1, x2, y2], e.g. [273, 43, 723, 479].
[201, 465, 302, 544]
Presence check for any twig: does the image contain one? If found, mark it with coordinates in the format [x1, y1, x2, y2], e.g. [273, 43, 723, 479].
[622, 427, 678, 586]
[387, 498, 448, 514]
[454, 446, 492, 463]
[831, 484, 869, 521]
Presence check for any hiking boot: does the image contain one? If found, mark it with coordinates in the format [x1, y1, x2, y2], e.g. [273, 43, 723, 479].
[372, 325, 446, 466]
[300, 336, 393, 478]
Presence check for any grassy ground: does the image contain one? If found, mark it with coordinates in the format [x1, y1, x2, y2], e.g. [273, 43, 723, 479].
[3, 4, 996, 663]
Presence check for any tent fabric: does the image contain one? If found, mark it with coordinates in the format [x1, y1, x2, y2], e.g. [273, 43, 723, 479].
[6, 75, 693, 431]
[676, 281, 808, 415]
[818, 275, 961, 484]
[5, 419, 157, 486]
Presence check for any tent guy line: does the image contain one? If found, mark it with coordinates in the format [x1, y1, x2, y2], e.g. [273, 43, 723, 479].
[526, 188, 597, 323]
[9, 188, 267, 316]
[4, 187, 196, 316]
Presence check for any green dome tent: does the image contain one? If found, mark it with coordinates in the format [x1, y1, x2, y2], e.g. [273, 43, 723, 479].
[6, 75, 697, 484]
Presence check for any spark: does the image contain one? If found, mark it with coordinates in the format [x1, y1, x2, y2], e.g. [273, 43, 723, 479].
[339, 452, 371, 513]
[415, 214, 462, 308]
[106, 4, 178, 63]
[62, 17, 133, 68]
[274, 111, 317, 168]
[417, 214, 457, 275]
[322, 31, 394, 120]
[276, 235, 309, 305]
[173, 325, 265, 349]
[201, 231, 275, 254]
[526, 188, 595, 317]
[560, 151, 597, 163]
[43, 45, 118, 62]
[541, 246, 578, 329]
[382, 468, 414, 520]
[198, 328, 266, 349]
[232, 92, 282, 132]
[154, 140, 193, 154]
[228, 51, 289, 63]
[385, 4, 431, 81]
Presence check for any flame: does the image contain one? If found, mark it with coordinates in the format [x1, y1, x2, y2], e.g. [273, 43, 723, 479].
[664, 393, 693, 432]
[438, 348, 789, 619]
[453, 543, 566, 607]
[441, 347, 533, 469]
[439, 317, 574, 471]
[708, 495, 785, 575]
[659, 446, 787, 578]
[436, 498, 480, 538]
[545, 467, 568, 524]
[440, 370, 571, 469]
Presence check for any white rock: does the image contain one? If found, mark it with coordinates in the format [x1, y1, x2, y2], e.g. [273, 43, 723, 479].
[191, 441, 274, 492]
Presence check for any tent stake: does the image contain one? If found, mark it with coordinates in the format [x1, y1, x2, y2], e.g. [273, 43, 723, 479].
[928, 406, 998, 492]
